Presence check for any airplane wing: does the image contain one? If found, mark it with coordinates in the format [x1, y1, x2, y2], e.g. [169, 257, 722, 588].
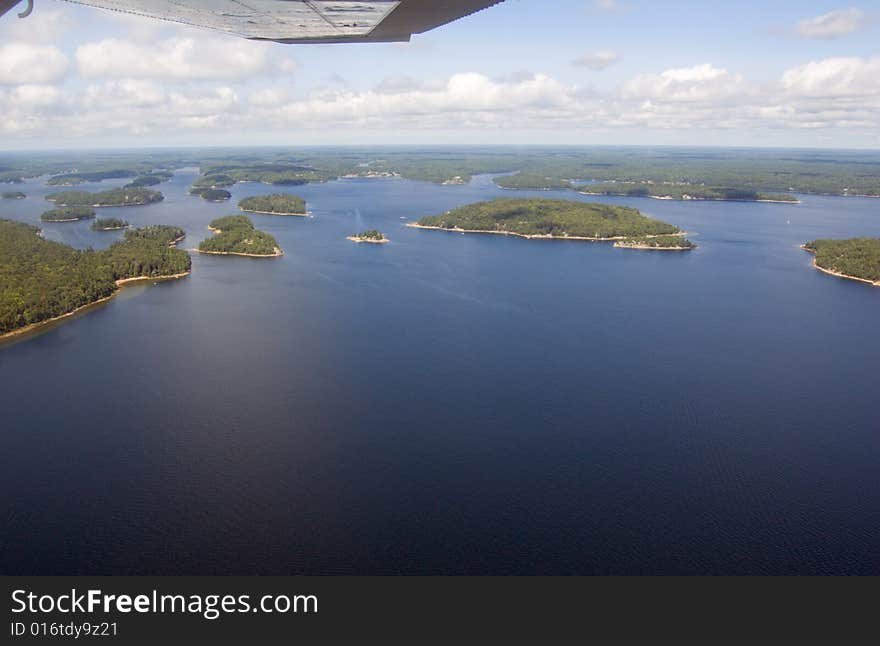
[17, 0, 504, 44]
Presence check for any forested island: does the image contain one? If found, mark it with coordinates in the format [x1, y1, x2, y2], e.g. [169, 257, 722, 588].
[614, 235, 696, 250]
[124, 171, 173, 188]
[348, 230, 388, 244]
[91, 217, 129, 231]
[198, 216, 282, 257]
[46, 169, 138, 186]
[41, 207, 96, 222]
[191, 188, 232, 202]
[125, 225, 186, 246]
[495, 175, 798, 202]
[0, 219, 191, 338]
[412, 198, 681, 240]
[2, 191, 25, 199]
[238, 193, 307, 216]
[802, 238, 880, 286]
[46, 188, 164, 207]
[578, 183, 798, 203]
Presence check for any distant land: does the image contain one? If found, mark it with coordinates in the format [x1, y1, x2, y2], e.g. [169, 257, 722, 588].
[239, 193, 307, 216]
[46, 188, 164, 208]
[198, 216, 283, 257]
[0, 219, 190, 339]
[0, 147, 876, 197]
[411, 198, 682, 244]
[2, 191, 25, 199]
[802, 238, 880, 287]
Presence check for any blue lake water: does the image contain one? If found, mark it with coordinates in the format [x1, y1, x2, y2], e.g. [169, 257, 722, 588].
[1, 170, 878, 574]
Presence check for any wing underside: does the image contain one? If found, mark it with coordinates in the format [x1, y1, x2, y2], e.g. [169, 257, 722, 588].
[54, 0, 503, 43]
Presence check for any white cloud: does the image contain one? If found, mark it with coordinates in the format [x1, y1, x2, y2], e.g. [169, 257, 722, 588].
[0, 9, 73, 44]
[593, 0, 624, 12]
[621, 64, 748, 102]
[781, 56, 880, 96]
[76, 36, 276, 81]
[573, 50, 621, 70]
[0, 43, 69, 85]
[796, 7, 868, 39]
[4, 56, 880, 143]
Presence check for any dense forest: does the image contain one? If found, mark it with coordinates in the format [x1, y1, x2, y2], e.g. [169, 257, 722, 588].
[496, 175, 575, 190]
[579, 183, 797, 202]
[2, 191, 25, 199]
[91, 218, 129, 230]
[41, 207, 96, 222]
[616, 235, 696, 249]
[416, 198, 680, 239]
[46, 169, 139, 186]
[124, 225, 186, 245]
[200, 216, 281, 256]
[46, 188, 164, 207]
[0, 219, 190, 335]
[238, 193, 307, 215]
[803, 238, 880, 283]
[125, 171, 173, 188]
[191, 188, 232, 202]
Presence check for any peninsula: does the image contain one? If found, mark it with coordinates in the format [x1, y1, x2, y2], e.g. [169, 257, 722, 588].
[41, 207, 96, 222]
[91, 217, 130, 231]
[198, 216, 283, 257]
[0, 219, 191, 340]
[411, 198, 681, 240]
[802, 238, 880, 287]
[238, 193, 308, 216]
[46, 188, 164, 207]
[348, 230, 388, 244]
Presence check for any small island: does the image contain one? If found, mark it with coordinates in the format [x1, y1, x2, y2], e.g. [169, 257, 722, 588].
[198, 215, 283, 257]
[91, 217, 130, 231]
[411, 198, 682, 240]
[348, 230, 389, 244]
[802, 238, 880, 287]
[191, 188, 232, 202]
[46, 188, 164, 207]
[614, 235, 696, 251]
[41, 207, 96, 222]
[125, 225, 186, 246]
[0, 219, 191, 340]
[1, 191, 26, 200]
[238, 193, 307, 216]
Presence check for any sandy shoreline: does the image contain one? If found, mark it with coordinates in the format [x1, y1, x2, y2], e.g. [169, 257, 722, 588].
[196, 248, 284, 257]
[347, 236, 389, 244]
[240, 208, 310, 217]
[801, 246, 880, 287]
[0, 271, 191, 342]
[406, 223, 683, 242]
[613, 242, 695, 251]
[577, 191, 800, 204]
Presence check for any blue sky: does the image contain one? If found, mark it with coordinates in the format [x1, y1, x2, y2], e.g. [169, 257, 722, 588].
[0, 0, 878, 148]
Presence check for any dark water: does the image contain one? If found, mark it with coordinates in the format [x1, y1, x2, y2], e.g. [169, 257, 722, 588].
[1, 170, 879, 575]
